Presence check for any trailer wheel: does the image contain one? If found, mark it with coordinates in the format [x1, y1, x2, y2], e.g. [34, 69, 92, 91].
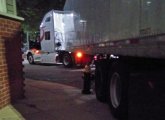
[95, 61, 109, 102]
[108, 62, 129, 119]
[63, 53, 73, 67]
[27, 54, 34, 64]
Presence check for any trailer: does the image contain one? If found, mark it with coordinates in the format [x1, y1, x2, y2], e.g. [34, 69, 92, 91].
[63, 0, 165, 119]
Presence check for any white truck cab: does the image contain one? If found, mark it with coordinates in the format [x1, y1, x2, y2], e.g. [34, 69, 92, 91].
[26, 10, 90, 66]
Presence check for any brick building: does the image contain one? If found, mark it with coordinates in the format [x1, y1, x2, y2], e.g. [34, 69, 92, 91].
[0, 0, 24, 109]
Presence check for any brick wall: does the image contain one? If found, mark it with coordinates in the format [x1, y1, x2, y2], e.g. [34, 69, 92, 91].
[0, 37, 10, 109]
[0, 17, 24, 109]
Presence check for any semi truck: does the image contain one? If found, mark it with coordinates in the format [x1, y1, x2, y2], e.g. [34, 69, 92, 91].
[63, 0, 165, 119]
[26, 10, 92, 67]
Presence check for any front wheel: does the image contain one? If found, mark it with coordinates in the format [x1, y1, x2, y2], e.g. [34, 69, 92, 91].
[27, 54, 35, 64]
[63, 53, 73, 67]
[108, 62, 129, 119]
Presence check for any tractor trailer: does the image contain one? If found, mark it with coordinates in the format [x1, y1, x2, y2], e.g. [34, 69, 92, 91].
[63, 0, 165, 118]
[26, 10, 92, 67]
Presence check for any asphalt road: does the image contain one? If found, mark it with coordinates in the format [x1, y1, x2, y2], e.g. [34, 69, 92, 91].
[23, 60, 165, 120]
[23, 60, 117, 120]
[24, 61, 85, 89]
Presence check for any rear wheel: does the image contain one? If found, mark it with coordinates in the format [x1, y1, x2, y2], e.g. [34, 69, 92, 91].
[110, 72, 122, 109]
[95, 60, 109, 102]
[63, 53, 73, 67]
[108, 62, 129, 119]
[27, 54, 34, 64]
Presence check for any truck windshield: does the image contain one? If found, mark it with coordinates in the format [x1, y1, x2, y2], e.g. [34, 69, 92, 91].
[29, 39, 41, 50]
[29, 33, 41, 50]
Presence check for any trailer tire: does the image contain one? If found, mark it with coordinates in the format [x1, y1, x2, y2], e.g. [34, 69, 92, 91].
[107, 62, 129, 119]
[27, 54, 34, 64]
[95, 61, 109, 102]
[63, 53, 73, 67]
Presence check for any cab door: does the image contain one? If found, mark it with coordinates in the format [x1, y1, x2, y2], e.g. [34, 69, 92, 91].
[40, 11, 56, 63]
[40, 11, 55, 53]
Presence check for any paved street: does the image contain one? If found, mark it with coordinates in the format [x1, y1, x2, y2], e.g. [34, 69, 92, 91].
[23, 60, 85, 89]
[19, 60, 117, 120]
[13, 79, 116, 120]
[21, 60, 165, 120]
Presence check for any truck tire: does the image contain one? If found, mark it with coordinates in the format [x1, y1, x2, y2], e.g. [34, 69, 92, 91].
[63, 53, 73, 67]
[27, 54, 34, 64]
[107, 62, 129, 119]
[95, 60, 109, 102]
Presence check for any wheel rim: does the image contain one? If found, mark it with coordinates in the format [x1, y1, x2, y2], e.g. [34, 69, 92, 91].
[110, 72, 121, 108]
[28, 55, 33, 63]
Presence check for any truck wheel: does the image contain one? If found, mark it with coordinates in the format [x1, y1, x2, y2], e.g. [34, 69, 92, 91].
[95, 61, 109, 102]
[63, 53, 73, 67]
[27, 54, 34, 64]
[108, 62, 129, 119]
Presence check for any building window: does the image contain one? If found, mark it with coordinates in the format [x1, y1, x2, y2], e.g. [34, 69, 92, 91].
[0, 0, 16, 15]
[6, 0, 16, 14]
[45, 31, 50, 40]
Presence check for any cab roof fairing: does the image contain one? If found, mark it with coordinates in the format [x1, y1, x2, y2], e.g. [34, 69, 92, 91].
[39, 10, 78, 29]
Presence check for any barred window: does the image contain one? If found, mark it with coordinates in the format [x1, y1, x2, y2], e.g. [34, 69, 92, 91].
[6, 0, 16, 15]
[0, 0, 16, 15]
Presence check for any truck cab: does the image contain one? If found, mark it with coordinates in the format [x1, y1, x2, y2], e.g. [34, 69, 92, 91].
[26, 10, 92, 66]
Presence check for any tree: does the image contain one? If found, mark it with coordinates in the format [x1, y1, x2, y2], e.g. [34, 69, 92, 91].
[16, 0, 66, 32]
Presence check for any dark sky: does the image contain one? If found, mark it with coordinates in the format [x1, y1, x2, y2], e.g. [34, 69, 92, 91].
[16, 0, 66, 31]
[17, 0, 66, 10]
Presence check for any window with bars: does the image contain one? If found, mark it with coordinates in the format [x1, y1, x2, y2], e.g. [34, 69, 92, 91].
[0, 0, 16, 15]
[6, 0, 16, 15]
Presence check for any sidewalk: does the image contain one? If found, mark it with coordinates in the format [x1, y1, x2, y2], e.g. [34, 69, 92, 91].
[4, 79, 112, 120]
[0, 105, 25, 120]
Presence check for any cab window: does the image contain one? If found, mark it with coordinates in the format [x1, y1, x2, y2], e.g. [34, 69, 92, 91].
[45, 17, 51, 22]
[45, 31, 50, 40]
